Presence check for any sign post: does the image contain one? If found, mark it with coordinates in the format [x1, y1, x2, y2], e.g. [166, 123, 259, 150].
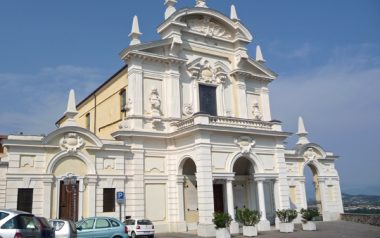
[116, 191, 125, 221]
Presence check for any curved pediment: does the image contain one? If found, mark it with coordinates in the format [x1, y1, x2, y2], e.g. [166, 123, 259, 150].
[295, 143, 327, 160]
[42, 126, 103, 149]
[158, 8, 253, 43]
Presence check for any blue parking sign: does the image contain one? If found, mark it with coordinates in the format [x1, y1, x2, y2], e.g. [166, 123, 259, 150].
[116, 191, 125, 204]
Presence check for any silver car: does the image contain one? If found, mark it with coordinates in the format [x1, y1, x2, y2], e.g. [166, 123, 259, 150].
[0, 209, 41, 238]
[49, 219, 77, 238]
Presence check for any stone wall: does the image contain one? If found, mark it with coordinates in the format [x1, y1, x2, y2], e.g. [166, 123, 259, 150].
[341, 213, 380, 226]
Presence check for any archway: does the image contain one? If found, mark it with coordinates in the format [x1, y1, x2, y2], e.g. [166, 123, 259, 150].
[304, 163, 323, 214]
[232, 157, 255, 210]
[52, 156, 88, 221]
[180, 158, 198, 230]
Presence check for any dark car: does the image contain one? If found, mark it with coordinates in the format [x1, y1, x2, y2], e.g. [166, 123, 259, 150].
[36, 217, 55, 238]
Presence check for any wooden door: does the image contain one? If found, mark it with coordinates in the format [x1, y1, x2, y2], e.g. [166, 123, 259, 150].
[59, 181, 79, 221]
[213, 184, 224, 213]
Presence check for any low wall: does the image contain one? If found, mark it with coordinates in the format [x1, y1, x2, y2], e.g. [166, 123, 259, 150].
[341, 213, 380, 226]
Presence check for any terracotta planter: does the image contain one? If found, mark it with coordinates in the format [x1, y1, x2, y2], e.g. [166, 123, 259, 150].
[215, 228, 231, 238]
[243, 225, 258, 237]
[302, 221, 316, 231]
[279, 222, 294, 233]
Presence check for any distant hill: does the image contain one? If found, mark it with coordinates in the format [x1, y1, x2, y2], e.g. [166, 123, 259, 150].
[342, 193, 380, 206]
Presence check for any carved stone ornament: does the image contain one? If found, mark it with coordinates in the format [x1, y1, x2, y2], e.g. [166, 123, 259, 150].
[123, 98, 132, 114]
[187, 16, 232, 39]
[149, 87, 161, 117]
[187, 58, 228, 85]
[303, 148, 319, 162]
[60, 133, 85, 152]
[235, 136, 255, 155]
[252, 101, 262, 120]
[183, 103, 194, 116]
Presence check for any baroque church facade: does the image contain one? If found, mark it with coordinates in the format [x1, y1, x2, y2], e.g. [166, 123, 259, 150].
[0, 1, 343, 236]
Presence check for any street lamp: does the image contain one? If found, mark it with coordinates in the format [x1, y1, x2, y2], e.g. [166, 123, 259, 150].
[64, 174, 78, 222]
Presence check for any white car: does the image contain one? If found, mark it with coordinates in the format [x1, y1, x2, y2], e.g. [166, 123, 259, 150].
[124, 218, 154, 238]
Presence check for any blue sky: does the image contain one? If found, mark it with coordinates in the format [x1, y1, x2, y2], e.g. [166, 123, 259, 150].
[0, 0, 379, 195]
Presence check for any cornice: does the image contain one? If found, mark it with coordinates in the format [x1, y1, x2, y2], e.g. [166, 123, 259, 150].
[122, 50, 187, 65]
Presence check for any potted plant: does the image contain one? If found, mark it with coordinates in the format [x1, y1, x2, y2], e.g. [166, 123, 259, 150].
[275, 209, 298, 233]
[213, 212, 232, 238]
[236, 208, 261, 237]
[300, 208, 319, 231]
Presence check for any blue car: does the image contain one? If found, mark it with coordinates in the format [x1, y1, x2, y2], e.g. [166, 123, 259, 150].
[76, 217, 129, 238]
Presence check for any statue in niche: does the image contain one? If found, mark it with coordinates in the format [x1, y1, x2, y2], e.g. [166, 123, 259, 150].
[252, 101, 262, 120]
[149, 87, 161, 118]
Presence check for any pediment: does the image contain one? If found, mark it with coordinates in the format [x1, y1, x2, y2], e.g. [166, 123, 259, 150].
[158, 8, 253, 43]
[234, 58, 277, 81]
[42, 126, 103, 150]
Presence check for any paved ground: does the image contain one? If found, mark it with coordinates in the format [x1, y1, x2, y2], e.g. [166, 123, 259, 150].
[155, 221, 380, 238]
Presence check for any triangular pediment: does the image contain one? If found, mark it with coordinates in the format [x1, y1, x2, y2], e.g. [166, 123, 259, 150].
[234, 58, 277, 81]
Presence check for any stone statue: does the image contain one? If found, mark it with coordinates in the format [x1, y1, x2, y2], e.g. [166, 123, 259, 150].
[149, 87, 161, 117]
[252, 101, 262, 120]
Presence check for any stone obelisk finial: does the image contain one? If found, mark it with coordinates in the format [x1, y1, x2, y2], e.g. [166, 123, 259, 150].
[129, 15, 142, 46]
[256, 45, 266, 63]
[195, 0, 207, 8]
[165, 0, 177, 19]
[61, 89, 78, 127]
[230, 5, 239, 21]
[296, 116, 310, 145]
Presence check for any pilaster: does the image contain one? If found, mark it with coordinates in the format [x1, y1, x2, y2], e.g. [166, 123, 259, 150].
[194, 139, 215, 237]
[165, 63, 181, 119]
[127, 58, 144, 129]
[234, 76, 248, 118]
[260, 87, 271, 121]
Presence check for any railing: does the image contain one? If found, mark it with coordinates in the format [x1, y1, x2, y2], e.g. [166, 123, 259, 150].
[209, 116, 273, 130]
[171, 115, 274, 131]
[341, 213, 380, 226]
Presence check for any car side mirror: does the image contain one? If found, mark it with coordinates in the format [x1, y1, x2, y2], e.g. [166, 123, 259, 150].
[77, 226, 82, 231]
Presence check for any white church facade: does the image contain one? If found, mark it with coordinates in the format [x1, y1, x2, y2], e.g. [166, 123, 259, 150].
[0, 1, 343, 236]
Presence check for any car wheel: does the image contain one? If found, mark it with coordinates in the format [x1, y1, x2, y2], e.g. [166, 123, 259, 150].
[149, 235, 154, 238]
[131, 231, 136, 238]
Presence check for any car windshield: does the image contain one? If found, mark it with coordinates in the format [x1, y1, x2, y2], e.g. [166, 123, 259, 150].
[137, 220, 152, 225]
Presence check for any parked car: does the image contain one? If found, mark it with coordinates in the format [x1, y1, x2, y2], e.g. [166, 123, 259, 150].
[75, 217, 128, 238]
[36, 217, 55, 238]
[124, 218, 154, 238]
[49, 219, 77, 238]
[0, 209, 41, 238]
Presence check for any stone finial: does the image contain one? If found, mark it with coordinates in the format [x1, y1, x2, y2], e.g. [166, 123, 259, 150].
[230, 5, 239, 21]
[256, 45, 266, 63]
[129, 15, 142, 46]
[61, 89, 78, 127]
[195, 0, 207, 8]
[296, 116, 310, 145]
[165, 0, 177, 19]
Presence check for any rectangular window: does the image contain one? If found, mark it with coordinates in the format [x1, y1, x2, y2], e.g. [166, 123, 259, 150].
[86, 113, 91, 130]
[17, 188, 33, 213]
[199, 84, 217, 116]
[103, 188, 115, 212]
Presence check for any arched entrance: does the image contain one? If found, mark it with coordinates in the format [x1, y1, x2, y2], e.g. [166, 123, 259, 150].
[304, 163, 323, 214]
[52, 156, 88, 221]
[232, 157, 255, 210]
[181, 158, 198, 230]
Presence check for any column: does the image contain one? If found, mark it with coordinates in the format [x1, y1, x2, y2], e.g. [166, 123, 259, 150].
[273, 179, 280, 229]
[256, 178, 270, 231]
[226, 179, 239, 234]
